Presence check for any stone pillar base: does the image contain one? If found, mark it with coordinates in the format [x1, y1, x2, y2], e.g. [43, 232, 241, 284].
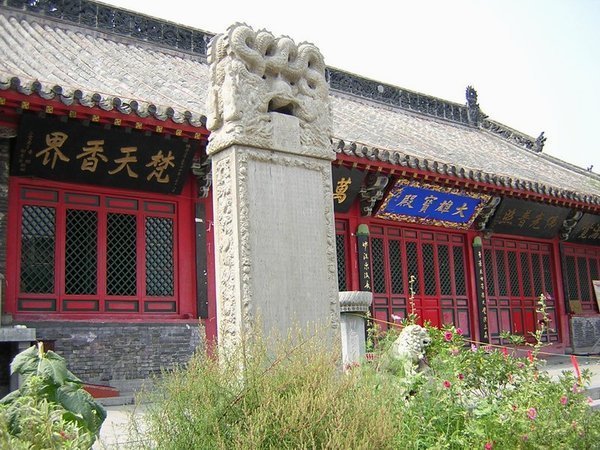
[339, 291, 373, 367]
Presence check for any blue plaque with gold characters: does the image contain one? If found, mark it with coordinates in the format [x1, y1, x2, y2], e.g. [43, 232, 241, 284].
[376, 178, 490, 229]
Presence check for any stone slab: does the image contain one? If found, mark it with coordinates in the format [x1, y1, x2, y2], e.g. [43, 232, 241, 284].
[570, 316, 600, 354]
[0, 327, 35, 342]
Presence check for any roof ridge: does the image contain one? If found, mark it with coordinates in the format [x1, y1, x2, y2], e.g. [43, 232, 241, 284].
[1, 0, 213, 56]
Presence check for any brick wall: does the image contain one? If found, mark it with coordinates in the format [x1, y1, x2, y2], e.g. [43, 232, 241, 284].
[22, 322, 203, 387]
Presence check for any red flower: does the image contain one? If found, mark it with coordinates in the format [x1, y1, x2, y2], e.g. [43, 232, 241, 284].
[560, 396, 568, 406]
[457, 373, 465, 380]
[444, 331, 453, 342]
[59, 431, 71, 440]
[484, 442, 493, 450]
[527, 350, 534, 363]
[456, 328, 463, 335]
[527, 407, 537, 420]
[443, 380, 452, 389]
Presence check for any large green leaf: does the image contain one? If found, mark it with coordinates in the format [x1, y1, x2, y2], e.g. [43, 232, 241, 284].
[56, 383, 106, 434]
[37, 354, 70, 386]
[0, 389, 20, 406]
[42, 351, 82, 384]
[9, 345, 38, 377]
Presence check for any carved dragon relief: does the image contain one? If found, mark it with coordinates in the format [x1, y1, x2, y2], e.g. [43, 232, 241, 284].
[206, 23, 332, 157]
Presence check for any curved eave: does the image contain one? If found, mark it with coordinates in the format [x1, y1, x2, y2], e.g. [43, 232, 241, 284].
[0, 76, 209, 141]
[332, 138, 600, 213]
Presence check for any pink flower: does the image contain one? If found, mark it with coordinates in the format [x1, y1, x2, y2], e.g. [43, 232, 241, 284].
[587, 397, 594, 405]
[443, 380, 452, 389]
[444, 331, 453, 341]
[450, 347, 460, 356]
[457, 373, 465, 380]
[560, 396, 568, 406]
[391, 314, 401, 322]
[527, 407, 537, 420]
[471, 344, 478, 352]
[572, 384, 583, 394]
[456, 328, 463, 335]
[484, 442, 493, 450]
[517, 362, 525, 369]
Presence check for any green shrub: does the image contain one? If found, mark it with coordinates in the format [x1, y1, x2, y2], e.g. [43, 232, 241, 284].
[137, 333, 403, 449]
[136, 296, 600, 449]
[0, 343, 106, 449]
[387, 323, 600, 449]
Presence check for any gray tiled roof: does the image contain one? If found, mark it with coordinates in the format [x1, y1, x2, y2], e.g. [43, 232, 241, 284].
[1, 5, 599, 207]
[332, 94, 600, 203]
[0, 13, 208, 126]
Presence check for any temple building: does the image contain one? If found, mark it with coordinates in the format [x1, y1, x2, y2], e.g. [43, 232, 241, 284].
[0, 0, 599, 395]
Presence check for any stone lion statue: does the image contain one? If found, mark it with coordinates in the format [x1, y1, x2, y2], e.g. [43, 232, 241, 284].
[381, 324, 431, 377]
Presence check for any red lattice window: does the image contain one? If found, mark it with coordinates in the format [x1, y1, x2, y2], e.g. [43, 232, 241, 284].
[562, 244, 600, 314]
[8, 179, 195, 318]
[335, 220, 350, 291]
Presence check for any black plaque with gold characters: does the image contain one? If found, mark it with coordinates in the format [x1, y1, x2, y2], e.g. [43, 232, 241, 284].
[331, 166, 366, 213]
[488, 198, 570, 239]
[567, 213, 600, 245]
[11, 113, 197, 194]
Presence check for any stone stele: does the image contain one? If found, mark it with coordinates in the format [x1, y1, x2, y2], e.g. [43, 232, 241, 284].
[207, 23, 339, 355]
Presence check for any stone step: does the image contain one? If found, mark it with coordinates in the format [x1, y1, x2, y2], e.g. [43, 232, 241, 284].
[586, 385, 600, 400]
[97, 394, 135, 407]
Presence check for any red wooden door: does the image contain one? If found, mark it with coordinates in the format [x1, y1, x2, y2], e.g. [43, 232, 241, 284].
[369, 225, 472, 337]
[482, 237, 560, 344]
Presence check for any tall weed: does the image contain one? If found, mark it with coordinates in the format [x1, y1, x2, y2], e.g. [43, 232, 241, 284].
[137, 332, 402, 449]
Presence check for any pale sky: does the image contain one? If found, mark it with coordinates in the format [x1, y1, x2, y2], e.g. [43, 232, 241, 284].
[102, 0, 600, 173]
